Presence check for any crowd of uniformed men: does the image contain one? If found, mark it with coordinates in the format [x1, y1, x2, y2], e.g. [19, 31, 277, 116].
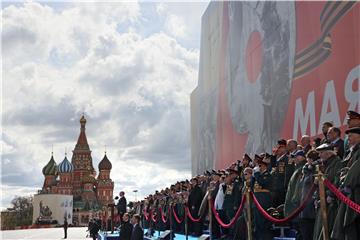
[128, 110, 360, 240]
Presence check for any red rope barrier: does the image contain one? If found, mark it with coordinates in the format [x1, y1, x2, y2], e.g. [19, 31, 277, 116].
[151, 209, 158, 223]
[251, 184, 316, 224]
[143, 209, 149, 221]
[323, 179, 360, 214]
[210, 194, 246, 228]
[172, 206, 184, 224]
[159, 207, 169, 223]
[185, 206, 202, 222]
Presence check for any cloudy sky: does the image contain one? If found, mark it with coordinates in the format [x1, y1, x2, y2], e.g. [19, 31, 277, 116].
[1, 1, 209, 209]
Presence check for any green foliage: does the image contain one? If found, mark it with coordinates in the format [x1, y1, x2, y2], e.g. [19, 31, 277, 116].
[9, 196, 34, 226]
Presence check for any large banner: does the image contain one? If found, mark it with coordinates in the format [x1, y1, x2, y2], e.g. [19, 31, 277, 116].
[33, 194, 73, 225]
[191, 1, 360, 175]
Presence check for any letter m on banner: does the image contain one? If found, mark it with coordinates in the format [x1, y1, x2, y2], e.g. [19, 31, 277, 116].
[293, 91, 316, 139]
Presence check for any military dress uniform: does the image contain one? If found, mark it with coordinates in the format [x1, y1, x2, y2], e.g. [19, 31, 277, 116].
[343, 111, 360, 158]
[223, 179, 241, 220]
[188, 184, 204, 236]
[284, 158, 305, 217]
[332, 128, 360, 240]
[313, 145, 343, 240]
[271, 154, 289, 207]
[251, 167, 273, 240]
[233, 177, 252, 240]
[298, 163, 316, 240]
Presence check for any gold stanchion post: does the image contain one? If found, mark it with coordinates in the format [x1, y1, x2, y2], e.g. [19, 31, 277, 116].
[245, 181, 253, 240]
[207, 190, 212, 240]
[316, 165, 329, 240]
[107, 203, 115, 234]
[185, 202, 188, 240]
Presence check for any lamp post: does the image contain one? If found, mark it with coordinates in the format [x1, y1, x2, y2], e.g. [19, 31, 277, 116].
[133, 190, 138, 202]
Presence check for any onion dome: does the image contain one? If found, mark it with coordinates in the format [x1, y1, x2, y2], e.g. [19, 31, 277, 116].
[42, 154, 57, 176]
[98, 153, 112, 170]
[57, 155, 74, 173]
[80, 115, 87, 125]
[82, 175, 96, 184]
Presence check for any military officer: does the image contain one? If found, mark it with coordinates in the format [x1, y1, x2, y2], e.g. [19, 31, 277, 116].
[223, 169, 242, 220]
[343, 111, 360, 158]
[251, 157, 273, 240]
[284, 150, 307, 216]
[298, 150, 318, 240]
[238, 154, 252, 180]
[220, 169, 241, 239]
[271, 139, 289, 207]
[332, 127, 360, 240]
[313, 143, 343, 240]
[188, 178, 204, 236]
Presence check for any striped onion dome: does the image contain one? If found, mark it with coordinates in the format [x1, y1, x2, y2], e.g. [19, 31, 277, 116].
[42, 154, 57, 176]
[57, 156, 74, 173]
[98, 154, 112, 170]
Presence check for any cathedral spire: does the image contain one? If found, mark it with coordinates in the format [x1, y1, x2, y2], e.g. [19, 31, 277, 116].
[75, 114, 89, 150]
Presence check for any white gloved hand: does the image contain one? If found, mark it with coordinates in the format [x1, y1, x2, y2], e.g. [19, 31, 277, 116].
[253, 166, 260, 174]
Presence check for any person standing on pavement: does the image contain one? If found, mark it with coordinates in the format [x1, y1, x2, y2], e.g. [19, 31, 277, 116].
[63, 217, 68, 239]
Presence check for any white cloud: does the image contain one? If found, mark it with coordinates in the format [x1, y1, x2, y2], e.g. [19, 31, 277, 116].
[165, 14, 187, 38]
[156, 2, 167, 15]
[154, 2, 209, 48]
[1, 1, 207, 208]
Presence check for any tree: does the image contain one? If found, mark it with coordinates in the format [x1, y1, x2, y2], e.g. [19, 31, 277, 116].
[10, 196, 33, 226]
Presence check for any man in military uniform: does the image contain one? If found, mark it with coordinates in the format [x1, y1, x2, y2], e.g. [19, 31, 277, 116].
[284, 150, 306, 216]
[271, 139, 289, 207]
[343, 111, 360, 157]
[234, 167, 254, 240]
[298, 150, 318, 240]
[313, 143, 343, 240]
[187, 178, 204, 236]
[210, 171, 222, 238]
[284, 150, 307, 238]
[238, 154, 252, 180]
[198, 170, 222, 238]
[222, 169, 241, 239]
[251, 157, 273, 240]
[332, 127, 360, 240]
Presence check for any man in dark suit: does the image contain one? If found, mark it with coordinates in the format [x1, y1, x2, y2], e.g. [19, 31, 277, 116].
[300, 135, 312, 154]
[89, 218, 100, 240]
[328, 126, 345, 159]
[320, 121, 334, 144]
[63, 217, 68, 239]
[117, 191, 127, 220]
[120, 213, 133, 240]
[131, 214, 143, 240]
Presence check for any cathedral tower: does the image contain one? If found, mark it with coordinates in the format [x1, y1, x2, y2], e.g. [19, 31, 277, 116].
[97, 153, 114, 206]
[57, 154, 74, 195]
[42, 153, 58, 193]
[71, 115, 95, 200]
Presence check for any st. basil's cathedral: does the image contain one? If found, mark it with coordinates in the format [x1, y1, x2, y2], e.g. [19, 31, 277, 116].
[40, 115, 114, 225]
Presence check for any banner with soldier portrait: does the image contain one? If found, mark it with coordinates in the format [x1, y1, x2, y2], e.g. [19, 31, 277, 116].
[191, 1, 360, 174]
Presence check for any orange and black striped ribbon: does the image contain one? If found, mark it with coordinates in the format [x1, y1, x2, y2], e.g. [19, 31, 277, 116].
[293, 1, 357, 79]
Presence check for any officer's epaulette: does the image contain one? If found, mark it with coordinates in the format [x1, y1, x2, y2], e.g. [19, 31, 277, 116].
[263, 171, 271, 176]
